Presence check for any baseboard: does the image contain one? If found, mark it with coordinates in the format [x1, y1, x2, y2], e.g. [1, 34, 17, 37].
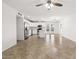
[2, 42, 16, 52]
[62, 35, 76, 42]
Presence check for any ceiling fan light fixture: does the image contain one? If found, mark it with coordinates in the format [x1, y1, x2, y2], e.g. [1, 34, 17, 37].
[35, 0, 63, 10]
[45, 3, 54, 10]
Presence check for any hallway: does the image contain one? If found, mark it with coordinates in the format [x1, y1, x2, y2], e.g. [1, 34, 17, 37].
[2, 35, 76, 59]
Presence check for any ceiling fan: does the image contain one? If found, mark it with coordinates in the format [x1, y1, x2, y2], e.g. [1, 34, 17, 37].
[35, 0, 63, 10]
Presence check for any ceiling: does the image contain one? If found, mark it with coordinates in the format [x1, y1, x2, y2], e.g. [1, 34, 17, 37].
[3, 0, 76, 21]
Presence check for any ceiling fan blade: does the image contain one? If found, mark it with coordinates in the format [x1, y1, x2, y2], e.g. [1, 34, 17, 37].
[53, 3, 63, 7]
[35, 3, 44, 7]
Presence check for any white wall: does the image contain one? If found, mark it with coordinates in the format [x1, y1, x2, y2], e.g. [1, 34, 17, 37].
[16, 15, 24, 40]
[2, 3, 17, 51]
[60, 15, 76, 41]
